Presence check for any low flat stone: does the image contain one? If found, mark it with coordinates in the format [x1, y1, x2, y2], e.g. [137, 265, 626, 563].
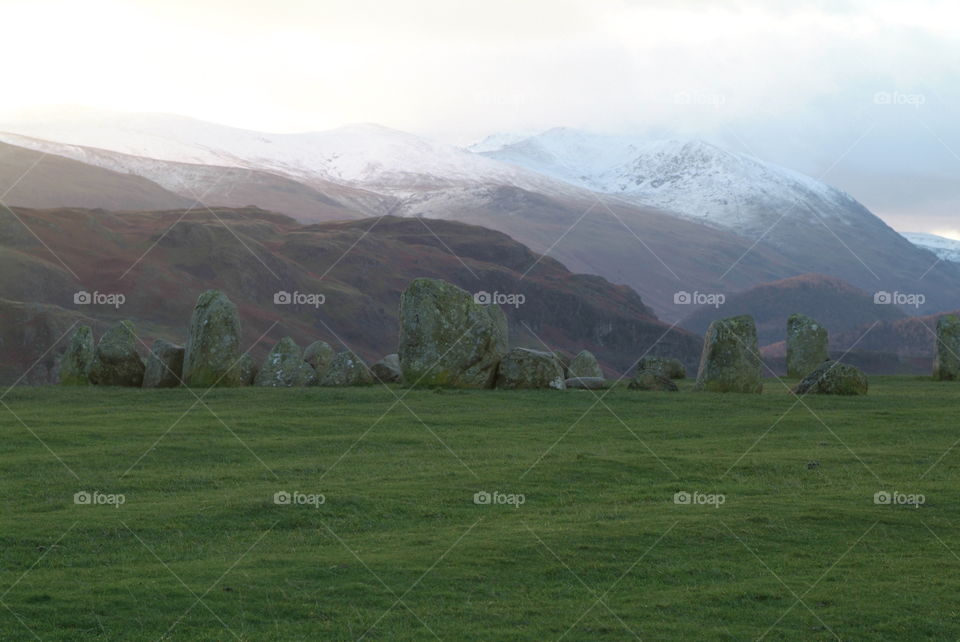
[628, 370, 679, 391]
[564, 376, 608, 390]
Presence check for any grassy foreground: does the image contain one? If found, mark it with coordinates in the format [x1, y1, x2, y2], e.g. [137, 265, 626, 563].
[1, 377, 959, 640]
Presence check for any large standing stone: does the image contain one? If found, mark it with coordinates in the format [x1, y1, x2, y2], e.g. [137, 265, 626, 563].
[303, 340, 335, 378]
[495, 348, 566, 390]
[568, 350, 603, 379]
[59, 325, 95, 385]
[89, 320, 145, 387]
[398, 278, 508, 388]
[301, 362, 319, 386]
[142, 339, 185, 388]
[786, 313, 829, 378]
[371, 354, 402, 383]
[792, 361, 868, 395]
[255, 337, 306, 387]
[629, 370, 679, 391]
[638, 356, 686, 380]
[182, 290, 242, 387]
[693, 315, 763, 393]
[320, 351, 374, 386]
[934, 315, 960, 381]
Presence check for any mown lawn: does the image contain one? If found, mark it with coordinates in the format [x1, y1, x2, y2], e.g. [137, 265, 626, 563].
[1, 377, 958, 640]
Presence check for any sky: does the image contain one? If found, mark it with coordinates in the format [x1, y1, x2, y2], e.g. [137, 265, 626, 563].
[1, 0, 958, 235]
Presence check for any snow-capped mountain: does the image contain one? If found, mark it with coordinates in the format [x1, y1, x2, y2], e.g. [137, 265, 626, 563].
[477, 128, 869, 237]
[903, 233, 960, 263]
[0, 108, 576, 198]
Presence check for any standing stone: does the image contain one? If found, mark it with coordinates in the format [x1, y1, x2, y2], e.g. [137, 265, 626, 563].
[638, 356, 686, 379]
[568, 350, 603, 379]
[792, 361, 868, 395]
[693, 315, 763, 393]
[142, 339, 185, 388]
[303, 340, 336, 378]
[255, 337, 306, 387]
[301, 362, 319, 386]
[786, 313, 829, 378]
[371, 354, 402, 383]
[495, 348, 566, 390]
[183, 290, 242, 387]
[320, 351, 374, 386]
[398, 278, 508, 388]
[239, 353, 257, 386]
[629, 370, 679, 391]
[553, 351, 573, 377]
[934, 315, 960, 381]
[89, 321, 145, 387]
[59, 325, 95, 385]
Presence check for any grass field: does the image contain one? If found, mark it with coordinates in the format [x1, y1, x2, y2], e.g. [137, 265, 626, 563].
[1, 377, 959, 640]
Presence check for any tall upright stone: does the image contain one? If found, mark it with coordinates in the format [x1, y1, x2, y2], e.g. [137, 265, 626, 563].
[89, 321, 145, 387]
[182, 290, 242, 387]
[398, 278, 508, 388]
[694, 315, 763, 393]
[303, 340, 335, 378]
[934, 314, 960, 381]
[786, 313, 829, 378]
[142, 339, 185, 388]
[59, 325, 95, 385]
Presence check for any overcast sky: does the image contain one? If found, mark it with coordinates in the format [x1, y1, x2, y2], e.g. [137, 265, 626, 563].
[2, 0, 958, 235]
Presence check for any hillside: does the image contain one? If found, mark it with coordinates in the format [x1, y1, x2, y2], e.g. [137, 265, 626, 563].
[0, 206, 701, 384]
[679, 274, 909, 346]
[0, 141, 192, 211]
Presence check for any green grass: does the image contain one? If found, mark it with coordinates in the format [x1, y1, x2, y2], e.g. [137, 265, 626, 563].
[1, 377, 959, 640]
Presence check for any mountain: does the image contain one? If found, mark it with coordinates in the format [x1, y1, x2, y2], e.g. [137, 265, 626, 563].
[903, 233, 960, 264]
[0, 140, 192, 210]
[3, 110, 958, 320]
[0, 206, 702, 384]
[679, 274, 909, 347]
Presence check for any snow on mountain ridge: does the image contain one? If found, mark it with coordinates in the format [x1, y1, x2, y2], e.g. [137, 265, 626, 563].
[903, 233, 960, 263]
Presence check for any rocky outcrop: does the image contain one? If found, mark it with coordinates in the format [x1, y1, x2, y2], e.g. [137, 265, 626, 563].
[793, 361, 868, 395]
[320, 351, 374, 386]
[303, 340, 335, 379]
[568, 350, 603, 379]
